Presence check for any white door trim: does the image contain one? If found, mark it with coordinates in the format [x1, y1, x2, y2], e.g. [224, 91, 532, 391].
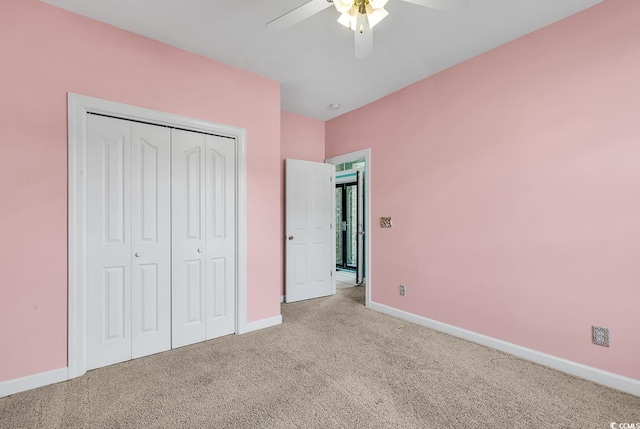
[325, 149, 371, 308]
[68, 93, 248, 379]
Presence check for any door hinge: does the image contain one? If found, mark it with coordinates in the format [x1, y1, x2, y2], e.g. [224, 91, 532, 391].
[330, 223, 332, 229]
[330, 271, 333, 277]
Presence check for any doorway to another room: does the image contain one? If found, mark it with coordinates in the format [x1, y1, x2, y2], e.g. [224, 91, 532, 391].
[284, 149, 371, 307]
[334, 160, 365, 288]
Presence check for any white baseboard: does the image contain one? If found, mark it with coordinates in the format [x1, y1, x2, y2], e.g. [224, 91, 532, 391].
[6, 307, 636, 399]
[243, 314, 283, 334]
[370, 301, 640, 397]
[280, 295, 284, 303]
[0, 367, 68, 398]
[1, 315, 283, 397]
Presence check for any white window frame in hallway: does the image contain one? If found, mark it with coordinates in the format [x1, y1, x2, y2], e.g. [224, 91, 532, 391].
[326, 149, 371, 308]
[67, 93, 248, 379]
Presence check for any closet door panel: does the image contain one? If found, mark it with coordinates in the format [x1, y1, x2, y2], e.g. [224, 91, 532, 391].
[85, 113, 238, 368]
[205, 136, 236, 339]
[171, 129, 206, 348]
[131, 123, 171, 358]
[86, 115, 132, 370]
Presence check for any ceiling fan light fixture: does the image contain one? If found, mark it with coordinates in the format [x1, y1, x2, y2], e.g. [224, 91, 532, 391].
[269, 0, 472, 60]
[337, 1, 388, 32]
[356, 10, 368, 33]
[337, 6, 359, 30]
[332, 0, 354, 14]
[368, 0, 388, 8]
[365, 4, 388, 28]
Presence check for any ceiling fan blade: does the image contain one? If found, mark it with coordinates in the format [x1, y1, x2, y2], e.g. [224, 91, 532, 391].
[354, 24, 373, 60]
[266, 0, 334, 32]
[401, 0, 470, 13]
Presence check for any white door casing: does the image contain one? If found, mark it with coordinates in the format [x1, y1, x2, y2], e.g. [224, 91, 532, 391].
[356, 170, 364, 285]
[325, 149, 372, 309]
[68, 93, 249, 379]
[285, 159, 335, 303]
[86, 115, 172, 370]
[172, 130, 236, 348]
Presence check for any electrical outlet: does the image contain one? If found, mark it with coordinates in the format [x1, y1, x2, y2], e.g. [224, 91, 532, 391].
[592, 326, 610, 347]
[399, 285, 405, 296]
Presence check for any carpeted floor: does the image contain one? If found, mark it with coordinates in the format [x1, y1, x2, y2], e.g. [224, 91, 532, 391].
[1, 286, 638, 428]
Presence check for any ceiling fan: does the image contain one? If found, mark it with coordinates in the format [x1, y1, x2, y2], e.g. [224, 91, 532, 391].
[267, 0, 470, 59]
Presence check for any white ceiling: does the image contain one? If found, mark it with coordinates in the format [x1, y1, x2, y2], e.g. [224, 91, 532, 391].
[42, 0, 602, 121]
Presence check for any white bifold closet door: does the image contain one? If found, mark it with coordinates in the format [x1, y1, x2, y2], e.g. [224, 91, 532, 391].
[86, 115, 171, 370]
[171, 129, 236, 348]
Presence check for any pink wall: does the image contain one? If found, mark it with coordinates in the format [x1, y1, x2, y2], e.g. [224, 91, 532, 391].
[0, 0, 281, 382]
[281, 111, 326, 162]
[326, 0, 640, 380]
[280, 111, 326, 295]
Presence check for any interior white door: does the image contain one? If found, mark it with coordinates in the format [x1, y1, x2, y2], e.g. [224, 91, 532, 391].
[87, 115, 133, 370]
[172, 129, 206, 348]
[285, 159, 334, 303]
[86, 115, 171, 370]
[172, 130, 236, 348]
[130, 123, 172, 358]
[204, 135, 236, 340]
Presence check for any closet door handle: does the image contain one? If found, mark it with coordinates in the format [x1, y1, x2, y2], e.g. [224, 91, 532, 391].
[197, 248, 203, 253]
[134, 252, 141, 257]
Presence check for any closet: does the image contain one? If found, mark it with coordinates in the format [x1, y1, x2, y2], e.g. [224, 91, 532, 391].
[85, 114, 236, 371]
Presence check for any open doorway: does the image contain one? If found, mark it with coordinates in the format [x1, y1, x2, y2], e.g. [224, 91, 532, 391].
[326, 149, 371, 308]
[335, 164, 364, 287]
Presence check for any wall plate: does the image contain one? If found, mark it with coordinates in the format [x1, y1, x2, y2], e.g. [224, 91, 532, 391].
[592, 325, 610, 347]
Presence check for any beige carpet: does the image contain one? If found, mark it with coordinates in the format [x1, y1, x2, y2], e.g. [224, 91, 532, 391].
[1, 286, 638, 428]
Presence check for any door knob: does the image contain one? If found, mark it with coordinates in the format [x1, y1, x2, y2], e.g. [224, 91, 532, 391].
[288, 236, 294, 240]
[134, 252, 141, 257]
[197, 248, 203, 253]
